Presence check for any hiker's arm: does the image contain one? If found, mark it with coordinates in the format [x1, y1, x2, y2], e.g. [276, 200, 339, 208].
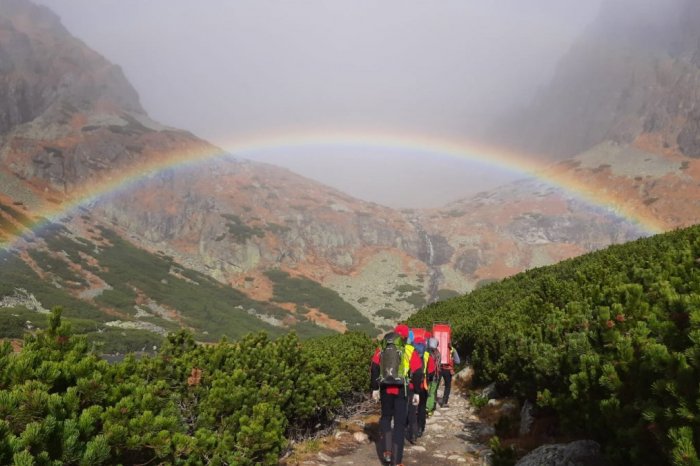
[370, 348, 381, 391]
[452, 348, 461, 365]
[370, 362, 380, 391]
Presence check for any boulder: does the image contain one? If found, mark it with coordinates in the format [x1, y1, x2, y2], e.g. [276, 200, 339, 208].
[454, 365, 474, 385]
[515, 440, 607, 466]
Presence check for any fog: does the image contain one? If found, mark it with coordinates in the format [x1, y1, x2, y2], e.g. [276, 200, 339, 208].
[35, 0, 604, 208]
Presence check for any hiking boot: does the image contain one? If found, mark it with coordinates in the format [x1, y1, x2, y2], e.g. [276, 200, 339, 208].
[382, 451, 392, 464]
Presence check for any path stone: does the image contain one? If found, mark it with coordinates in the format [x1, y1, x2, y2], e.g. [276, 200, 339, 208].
[408, 445, 427, 452]
[352, 432, 369, 444]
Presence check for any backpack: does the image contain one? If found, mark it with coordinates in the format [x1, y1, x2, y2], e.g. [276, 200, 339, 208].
[429, 348, 441, 376]
[379, 332, 408, 385]
[433, 323, 453, 366]
[419, 349, 431, 390]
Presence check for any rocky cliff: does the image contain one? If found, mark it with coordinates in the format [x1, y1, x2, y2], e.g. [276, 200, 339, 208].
[493, 0, 700, 160]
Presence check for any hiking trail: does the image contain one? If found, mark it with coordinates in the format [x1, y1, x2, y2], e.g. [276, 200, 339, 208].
[283, 383, 494, 466]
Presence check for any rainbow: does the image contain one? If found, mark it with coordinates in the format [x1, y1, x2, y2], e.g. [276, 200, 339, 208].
[0, 130, 667, 250]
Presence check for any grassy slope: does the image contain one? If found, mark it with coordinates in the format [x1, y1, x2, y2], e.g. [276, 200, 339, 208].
[0, 223, 340, 350]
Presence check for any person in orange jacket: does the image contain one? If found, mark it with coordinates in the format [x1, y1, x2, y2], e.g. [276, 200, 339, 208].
[370, 324, 424, 466]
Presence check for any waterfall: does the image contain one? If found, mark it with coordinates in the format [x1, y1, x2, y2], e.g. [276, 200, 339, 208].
[408, 216, 443, 304]
[425, 232, 435, 266]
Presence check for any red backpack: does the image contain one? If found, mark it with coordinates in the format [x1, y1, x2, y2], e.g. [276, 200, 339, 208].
[432, 323, 452, 366]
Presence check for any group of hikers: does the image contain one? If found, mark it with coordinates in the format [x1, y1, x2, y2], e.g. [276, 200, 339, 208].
[370, 322, 461, 466]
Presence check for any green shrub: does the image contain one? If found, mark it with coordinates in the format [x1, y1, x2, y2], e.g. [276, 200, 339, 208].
[469, 393, 488, 409]
[0, 310, 376, 464]
[220, 213, 265, 243]
[437, 289, 461, 301]
[490, 436, 517, 466]
[409, 225, 700, 464]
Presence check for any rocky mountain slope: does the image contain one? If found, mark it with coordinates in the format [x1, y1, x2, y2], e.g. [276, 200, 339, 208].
[483, 0, 700, 239]
[2, 0, 699, 346]
[493, 0, 700, 160]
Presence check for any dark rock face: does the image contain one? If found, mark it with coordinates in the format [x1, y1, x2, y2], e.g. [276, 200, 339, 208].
[455, 249, 481, 275]
[0, 0, 143, 135]
[678, 110, 700, 158]
[426, 234, 453, 266]
[0, 0, 152, 195]
[491, 0, 700, 160]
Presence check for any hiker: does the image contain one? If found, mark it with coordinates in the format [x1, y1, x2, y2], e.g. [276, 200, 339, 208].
[407, 333, 437, 441]
[439, 343, 461, 407]
[371, 324, 424, 466]
[425, 336, 441, 415]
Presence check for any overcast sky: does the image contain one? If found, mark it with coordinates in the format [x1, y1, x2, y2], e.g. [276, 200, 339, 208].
[35, 0, 604, 208]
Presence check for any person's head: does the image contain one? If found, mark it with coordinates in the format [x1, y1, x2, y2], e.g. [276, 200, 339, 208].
[394, 323, 409, 341]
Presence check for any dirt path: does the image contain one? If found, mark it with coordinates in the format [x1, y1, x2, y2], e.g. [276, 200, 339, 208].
[284, 384, 494, 466]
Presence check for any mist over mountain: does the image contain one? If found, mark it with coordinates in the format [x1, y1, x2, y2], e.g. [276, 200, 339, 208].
[491, 0, 700, 160]
[32, 0, 604, 208]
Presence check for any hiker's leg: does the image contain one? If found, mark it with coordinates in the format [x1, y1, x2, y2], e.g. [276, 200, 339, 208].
[442, 369, 452, 405]
[392, 393, 408, 464]
[380, 390, 395, 455]
[406, 388, 418, 442]
[417, 389, 428, 433]
[427, 380, 438, 414]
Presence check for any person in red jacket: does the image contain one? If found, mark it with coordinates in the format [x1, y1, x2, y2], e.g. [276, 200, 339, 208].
[407, 333, 437, 442]
[370, 324, 424, 466]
